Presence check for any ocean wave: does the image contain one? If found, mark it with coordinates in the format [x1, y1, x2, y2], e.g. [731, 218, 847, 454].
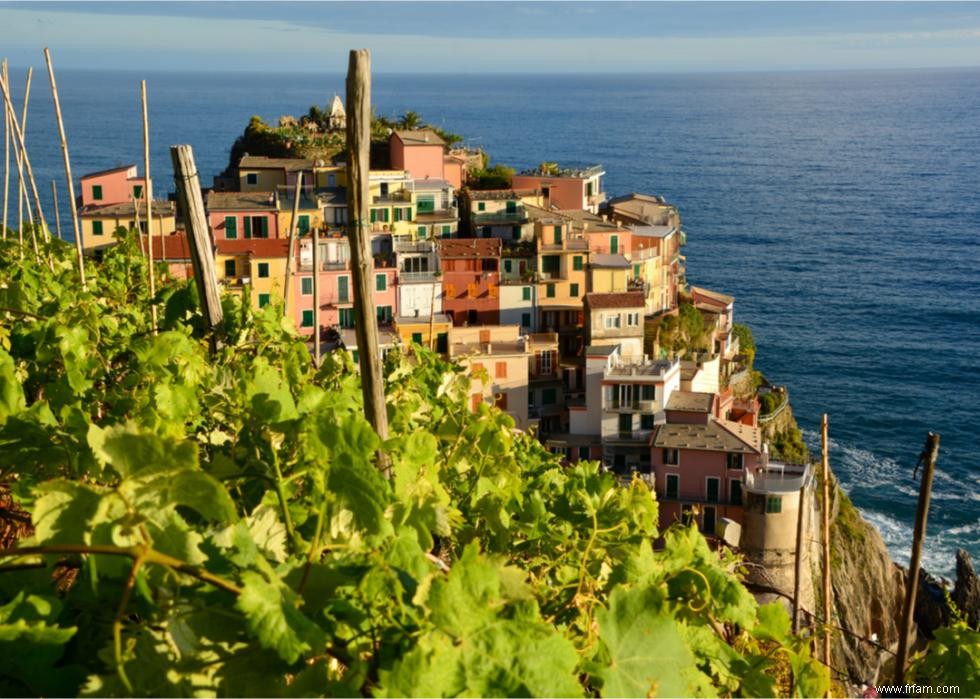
[862, 508, 955, 579]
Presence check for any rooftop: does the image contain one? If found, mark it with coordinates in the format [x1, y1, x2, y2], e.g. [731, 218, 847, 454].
[465, 188, 541, 201]
[437, 238, 501, 259]
[452, 340, 527, 357]
[149, 233, 191, 259]
[80, 164, 136, 180]
[393, 129, 446, 147]
[606, 355, 677, 378]
[590, 253, 630, 269]
[276, 186, 320, 210]
[518, 164, 604, 179]
[666, 391, 715, 413]
[207, 191, 277, 211]
[395, 313, 452, 326]
[559, 208, 624, 233]
[690, 286, 735, 307]
[215, 238, 290, 257]
[653, 419, 761, 454]
[239, 155, 314, 171]
[411, 178, 452, 190]
[584, 291, 645, 309]
[79, 201, 175, 217]
[630, 224, 676, 239]
[524, 203, 572, 224]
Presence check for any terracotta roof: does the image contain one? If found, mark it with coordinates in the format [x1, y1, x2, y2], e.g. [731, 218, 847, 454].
[79, 201, 175, 217]
[590, 253, 630, 268]
[216, 239, 290, 258]
[437, 238, 501, 258]
[666, 391, 715, 413]
[690, 286, 734, 307]
[238, 155, 314, 171]
[653, 419, 760, 454]
[584, 291, 645, 309]
[80, 164, 136, 180]
[207, 191, 277, 211]
[393, 129, 445, 147]
[524, 203, 572, 223]
[149, 233, 190, 259]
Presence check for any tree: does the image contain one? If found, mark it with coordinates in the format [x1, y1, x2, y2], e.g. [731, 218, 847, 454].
[398, 110, 423, 130]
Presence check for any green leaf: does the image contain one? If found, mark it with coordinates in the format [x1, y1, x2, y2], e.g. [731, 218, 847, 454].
[235, 571, 327, 664]
[0, 349, 25, 422]
[31, 480, 104, 545]
[596, 585, 704, 697]
[0, 593, 80, 696]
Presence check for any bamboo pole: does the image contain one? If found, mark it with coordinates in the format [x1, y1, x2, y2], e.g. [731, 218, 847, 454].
[170, 144, 223, 351]
[141, 80, 157, 334]
[16, 67, 31, 244]
[312, 224, 321, 367]
[791, 478, 808, 635]
[132, 195, 145, 257]
[51, 180, 61, 240]
[1, 60, 8, 241]
[894, 432, 941, 686]
[282, 171, 303, 320]
[345, 49, 390, 466]
[1, 91, 37, 261]
[820, 414, 832, 688]
[44, 48, 85, 286]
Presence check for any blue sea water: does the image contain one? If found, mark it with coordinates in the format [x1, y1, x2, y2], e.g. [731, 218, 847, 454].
[5, 67, 979, 577]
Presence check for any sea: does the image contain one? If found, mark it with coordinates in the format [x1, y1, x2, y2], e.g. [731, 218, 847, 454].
[5, 68, 979, 579]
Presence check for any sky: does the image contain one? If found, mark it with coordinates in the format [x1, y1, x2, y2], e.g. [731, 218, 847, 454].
[1, 1, 979, 73]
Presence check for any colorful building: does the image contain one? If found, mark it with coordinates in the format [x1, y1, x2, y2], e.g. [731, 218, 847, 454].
[390, 130, 446, 181]
[79, 165, 148, 207]
[411, 178, 458, 239]
[238, 156, 314, 192]
[206, 191, 280, 241]
[462, 188, 544, 240]
[79, 201, 177, 255]
[583, 292, 646, 357]
[393, 313, 453, 353]
[276, 186, 322, 239]
[450, 325, 531, 428]
[215, 238, 290, 310]
[512, 164, 606, 214]
[438, 238, 501, 326]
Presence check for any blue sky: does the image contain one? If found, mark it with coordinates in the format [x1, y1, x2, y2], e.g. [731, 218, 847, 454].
[1, 2, 979, 73]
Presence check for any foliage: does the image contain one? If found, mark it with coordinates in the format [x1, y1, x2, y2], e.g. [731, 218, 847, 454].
[770, 425, 809, 465]
[732, 322, 756, 367]
[910, 621, 980, 696]
[655, 302, 712, 358]
[466, 163, 516, 190]
[224, 115, 344, 174]
[0, 237, 833, 697]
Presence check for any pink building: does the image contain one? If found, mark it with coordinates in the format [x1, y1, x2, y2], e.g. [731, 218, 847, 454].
[651, 419, 762, 535]
[511, 165, 605, 213]
[390, 130, 445, 181]
[206, 192, 279, 241]
[80, 165, 149, 207]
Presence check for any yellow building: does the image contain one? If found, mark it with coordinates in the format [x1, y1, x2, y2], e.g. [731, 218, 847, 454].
[79, 201, 177, 255]
[238, 156, 313, 192]
[588, 253, 630, 293]
[528, 205, 589, 326]
[215, 239, 291, 311]
[393, 313, 453, 353]
[276, 187, 324, 238]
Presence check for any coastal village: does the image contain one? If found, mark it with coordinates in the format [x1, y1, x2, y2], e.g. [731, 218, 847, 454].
[73, 95, 812, 571]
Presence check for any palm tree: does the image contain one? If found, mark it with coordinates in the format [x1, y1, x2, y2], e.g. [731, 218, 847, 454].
[398, 110, 423, 130]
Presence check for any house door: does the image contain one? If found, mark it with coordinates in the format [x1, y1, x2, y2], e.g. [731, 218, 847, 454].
[703, 506, 717, 535]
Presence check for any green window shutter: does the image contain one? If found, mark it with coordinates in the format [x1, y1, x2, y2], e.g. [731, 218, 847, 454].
[570, 283, 579, 297]
[258, 293, 271, 308]
[261, 218, 269, 238]
[301, 277, 313, 295]
[376, 305, 392, 323]
[394, 208, 402, 222]
[546, 283, 555, 298]
[338, 276, 349, 302]
[92, 185, 103, 200]
[92, 220, 104, 236]
[587, 182, 593, 197]
[417, 196, 435, 213]
[522, 287, 531, 301]
[225, 216, 237, 239]
[506, 200, 516, 213]
[340, 309, 355, 328]
[258, 262, 270, 278]
[406, 207, 413, 221]
[382, 208, 390, 222]
[412, 332, 423, 345]
[370, 209, 377, 223]
[351, 350, 359, 363]
[504, 259, 512, 273]
[610, 235, 618, 254]
[301, 310, 314, 327]
[634, 264, 641, 277]
[477, 202, 486, 211]
[224, 259, 236, 277]
[376, 273, 386, 292]
[244, 216, 252, 239]
[554, 225, 562, 244]
[521, 312, 531, 327]
[133, 185, 143, 199]
[417, 225, 426, 237]
[442, 225, 451, 236]
[298, 215, 310, 234]
[573, 256, 583, 271]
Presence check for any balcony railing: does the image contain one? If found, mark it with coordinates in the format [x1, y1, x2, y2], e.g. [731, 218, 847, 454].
[394, 240, 434, 254]
[399, 271, 439, 283]
[373, 191, 412, 204]
[587, 192, 607, 206]
[604, 398, 659, 413]
[472, 210, 525, 223]
[745, 462, 810, 495]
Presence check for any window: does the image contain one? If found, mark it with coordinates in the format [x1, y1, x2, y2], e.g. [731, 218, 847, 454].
[246, 173, 258, 185]
[376, 274, 387, 292]
[706, 477, 720, 503]
[298, 215, 310, 235]
[376, 305, 392, 324]
[587, 181, 594, 197]
[417, 225, 427, 237]
[542, 387, 557, 405]
[641, 385, 655, 401]
[766, 496, 782, 514]
[394, 207, 403, 222]
[546, 283, 555, 298]
[301, 277, 313, 295]
[627, 312, 640, 327]
[495, 362, 507, 379]
[481, 258, 497, 272]
[522, 287, 531, 301]
[703, 506, 716, 535]
[553, 225, 562, 244]
[573, 256, 583, 271]
[727, 453, 744, 470]
[412, 332, 423, 345]
[257, 262, 270, 278]
[442, 225, 452, 237]
[503, 259, 512, 274]
[506, 200, 517, 213]
[663, 448, 679, 466]
[437, 333, 449, 353]
[258, 293, 271, 308]
[224, 259, 236, 278]
[570, 283, 579, 297]
[610, 235, 619, 254]
[730, 479, 743, 506]
[92, 185, 103, 200]
[512, 226, 521, 240]
[578, 447, 590, 461]
[640, 414, 654, 430]
[254, 217, 269, 238]
[339, 308, 355, 328]
[225, 216, 237, 239]
[338, 276, 350, 303]
[467, 283, 477, 299]
[521, 312, 531, 328]
[351, 350, 359, 363]
[665, 474, 679, 499]
[539, 350, 553, 375]
[618, 413, 632, 436]
[477, 202, 486, 212]
[133, 185, 143, 199]
[405, 207, 413, 221]
[92, 220, 104, 236]
[301, 310, 314, 327]
[604, 314, 621, 329]
[417, 196, 435, 214]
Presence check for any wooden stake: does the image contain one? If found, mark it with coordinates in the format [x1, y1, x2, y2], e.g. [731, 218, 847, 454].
[1, 60, 9, 241]
[1, 92, 37, 261]
[791, 478, 808, 635]
[282, 171, 304, 320]
[51, 180, 61, 240]
[170, 145, 223, 351]
[16, 67, 32, 244]
[345, 49, 390, 464]
[44, 48, 85, 285]
[893, 432, 941, 685]
[820, 414, 832, 687]
[132, 195, 145, 257]
[141, 80, 157, 333]
[428, 271, 438, 350]
[312, 224, 321, 367]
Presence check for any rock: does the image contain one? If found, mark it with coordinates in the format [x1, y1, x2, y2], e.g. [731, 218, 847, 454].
[953, 549, 980, 629]
[914, 567, 951, 638]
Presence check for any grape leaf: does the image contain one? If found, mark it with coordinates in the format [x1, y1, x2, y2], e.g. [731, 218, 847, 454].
[235, 571, 327, 664]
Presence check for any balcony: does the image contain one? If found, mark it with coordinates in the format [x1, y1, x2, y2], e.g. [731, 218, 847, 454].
[604, 398, 659, 413]
[745, 462, 810, 495]
[609, 428, 655, 442]
[373, 190, 412, 204]
[587, 192, 607, 207]
[538, 270, 566, 281]
[472, 210, 525, 224]
[399, 270, 439, 283]
[394, 240, 434, 254]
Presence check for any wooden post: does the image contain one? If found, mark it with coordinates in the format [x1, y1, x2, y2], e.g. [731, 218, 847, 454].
[1, 60, 9, 241]
[312, 225, 322, 367]
[346, 49, 389, 460]
[170, 145, 223, 350]
[51, 180, 61, 240]
[894, 432, 941, 685]
[16, 67, 32, 244]
[428, 271, 438, 350]
[132, 195, 145, 257]
[44, 48, 85, 285]
[791, 479, 808, 635]
[0, 88, 37, 260]
[282, 171, 304, 319]
[820, 414, 832, 685]
[141, 80, 157, 333]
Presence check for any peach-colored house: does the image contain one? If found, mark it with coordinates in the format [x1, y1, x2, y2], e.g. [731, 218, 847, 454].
[651, 419, 762, 535]
[511, 164, 605, 213]
[207, 191, 280, 241]
[450, 325, 531, 428]
[438, 238, 501, 326]
[79, 165, 148, 207]
[390, 130, 445, 181]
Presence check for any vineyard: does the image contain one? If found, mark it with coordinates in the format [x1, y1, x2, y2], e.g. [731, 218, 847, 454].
[0, 234, 971, 697]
